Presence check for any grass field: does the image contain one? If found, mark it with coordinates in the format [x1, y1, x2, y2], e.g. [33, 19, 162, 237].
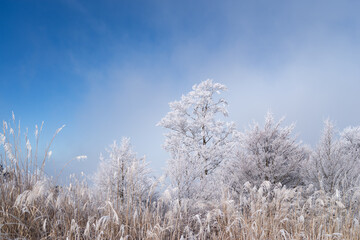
[1, 119, 360, 239]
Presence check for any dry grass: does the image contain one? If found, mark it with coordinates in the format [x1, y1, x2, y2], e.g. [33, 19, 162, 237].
[1, 118, 360, 239]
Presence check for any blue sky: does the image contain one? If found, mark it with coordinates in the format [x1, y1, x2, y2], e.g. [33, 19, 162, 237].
[1, 0, 360, 178]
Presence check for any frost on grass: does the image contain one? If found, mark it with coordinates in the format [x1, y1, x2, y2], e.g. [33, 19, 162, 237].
[1, 80, 360, 239]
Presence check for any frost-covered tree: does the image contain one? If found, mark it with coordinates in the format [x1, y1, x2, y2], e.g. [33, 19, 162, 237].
[158, 79, 235, 201]
[228, 112, 307, 190]
[305, 121, 360, 193]
[340, 126, 360, 189]
[94, 138, 152, 207]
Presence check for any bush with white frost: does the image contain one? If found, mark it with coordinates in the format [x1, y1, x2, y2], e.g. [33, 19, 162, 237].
[226, 112, 308, 192]
[94, 137, 153, 206]
[304, 120, 360, 193]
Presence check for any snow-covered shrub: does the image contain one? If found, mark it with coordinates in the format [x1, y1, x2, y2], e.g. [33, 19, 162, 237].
[304, 120, 360, 193]
[94, 137, 153, 207]
[227, 112, 308, 190]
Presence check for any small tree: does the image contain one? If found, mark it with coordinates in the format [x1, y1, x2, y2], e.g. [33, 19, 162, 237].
[94, 138, 152, 207]
[340, 126, 360, 189]
[230, 112, 307, 189]
[305, 120, 360, 193]
[158, 79, 235, 201]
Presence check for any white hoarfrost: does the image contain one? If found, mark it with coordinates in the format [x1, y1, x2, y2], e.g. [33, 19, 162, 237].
[304, 120, 360, 193]
[226, 112, 308, 191]
[94, 137, 152, 205]
[158, 79, 235, 201]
